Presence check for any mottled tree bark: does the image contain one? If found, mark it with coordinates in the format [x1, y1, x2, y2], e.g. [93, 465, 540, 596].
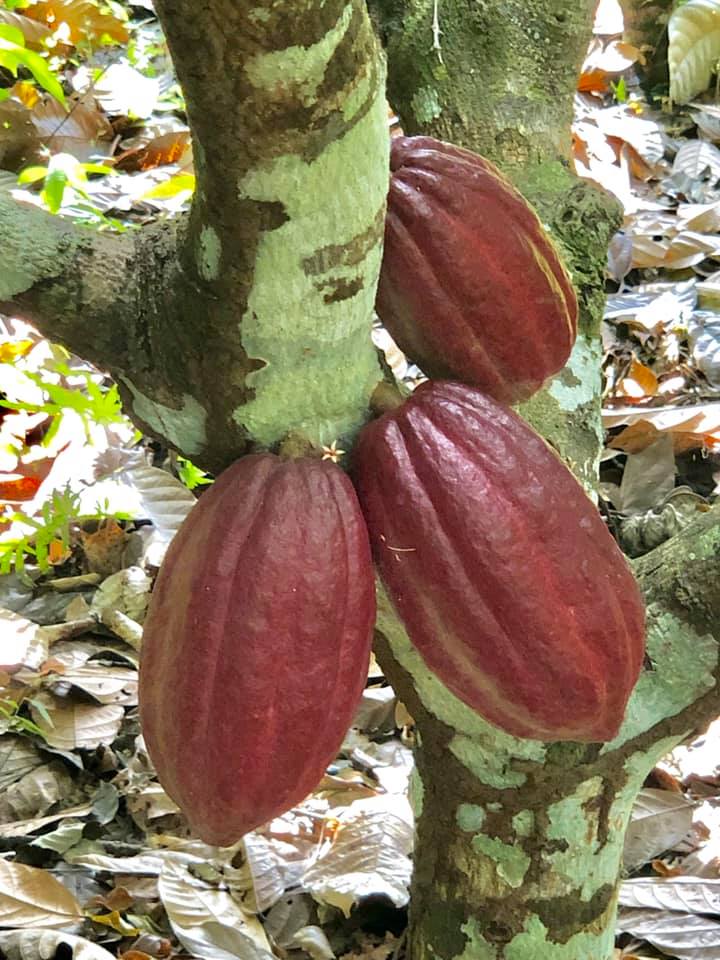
[370, 0, 591, 169]
[1, 0, 388, 473]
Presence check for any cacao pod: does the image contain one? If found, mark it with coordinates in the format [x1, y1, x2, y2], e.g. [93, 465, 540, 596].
[376, 136, 578, 404]
[140, 453, 376, 845]
[354, 381, 644, 742]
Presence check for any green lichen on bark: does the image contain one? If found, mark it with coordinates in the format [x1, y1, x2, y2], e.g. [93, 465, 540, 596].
[515, 172, 622, 487]
[119, 379, 208, 456]
[0, 192, 92, 300]
[613, 606, 717, 746]
[370, 0, 596, 170]
[234, 78, 389, 445]
[471, 836, 531, 889]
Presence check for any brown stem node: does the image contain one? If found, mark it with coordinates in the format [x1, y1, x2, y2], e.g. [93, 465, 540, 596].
[369, 380, 406, 416]
[278, 430, 321, 460]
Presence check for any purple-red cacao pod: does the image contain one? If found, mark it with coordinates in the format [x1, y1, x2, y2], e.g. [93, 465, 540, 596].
[376, 136, 578, 404]
[354, 381, 644, 742]
[140, 454, 376, 845]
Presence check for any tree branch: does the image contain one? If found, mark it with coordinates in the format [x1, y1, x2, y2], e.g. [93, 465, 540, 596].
[0, 189, 137, 371]
[2, 0, 390, 472]
[369, 0, 596, 171]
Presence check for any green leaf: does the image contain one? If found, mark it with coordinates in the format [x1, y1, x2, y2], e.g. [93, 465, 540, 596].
[27, 696, 54, 728]
[17, 165, 49, 185]
[0, 23, 26, 47]
[140, 173, 195, 200]
[611, 76, 628, 103]
[42, 167, 69, 213]
[0, 27, 65, 105]
[177, 456, 213, 490]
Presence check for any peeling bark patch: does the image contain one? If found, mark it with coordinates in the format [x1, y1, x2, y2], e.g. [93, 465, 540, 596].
[247, 355, 267, 374]
[471, 836, 531, 888]
[527, 885, 615, 945]
[317, 274, 364, 303]
[120, 377, 207, 455]
[257, 200, 290, 232]
[547, 335, 602, 412]
[405, 766, 425, 822]
[302, 203, 386, 275]
[512, 810, 534, 838]
[609, 605, 718, 748]
[197, 225, 221, 281]
[244, 4, 353, 107]
[457, 803, 486, 832]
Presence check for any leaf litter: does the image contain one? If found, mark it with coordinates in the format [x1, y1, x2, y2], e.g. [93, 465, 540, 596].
[2, 1, 720, 959]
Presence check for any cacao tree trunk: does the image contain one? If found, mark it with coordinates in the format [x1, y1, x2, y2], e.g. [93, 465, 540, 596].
[2, 3, 720, 960]
[623, 0, 672, 90]
[1, 0, 389, 473]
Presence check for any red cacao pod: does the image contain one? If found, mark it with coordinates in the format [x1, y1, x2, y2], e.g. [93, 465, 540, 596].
[139, 454, 375, 845]
[376, 136, 578, 404]
[355, 382, 644, 742]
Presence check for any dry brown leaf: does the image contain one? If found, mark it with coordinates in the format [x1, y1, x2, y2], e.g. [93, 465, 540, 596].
[618, 425, 714, 455]
[578, 68, 611, 94]
[617, 435, 676, 514]
[623, 789, 696, 870]
[0, 861, 82, 928]
[0, 9, 52, 47]
[157, 856, 273, 960]
[0, 801, 94, 840]
[0, 737, 44, 793]
[79, 520, 130, 577]
[0, 452, 57, 503]
[673, 139, 720, 180]
[0, 610, 50, 673]
[631, 230, 720, 270]
[669, 0, 720, 104]
[303, 803, 412, 917]
[593, 0, 625, 36]
[0, 930, 117, 960]
[584, 38, 643, 75]
[116, 130, 192, 172]
[30, 96, 113, 162]
[594, 106, 665, 167]
[0, 762, 76, 827]
[677, 200, 720, 233]
[22, 0, 129, 45]
[30, 694, 124, 750]
[616, 359, 659, 401]
[0, 99, 40, 170]
[606, 403, 720, 453]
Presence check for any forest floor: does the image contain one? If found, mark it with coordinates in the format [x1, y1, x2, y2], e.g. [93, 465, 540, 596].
[2, 0, 720, 958]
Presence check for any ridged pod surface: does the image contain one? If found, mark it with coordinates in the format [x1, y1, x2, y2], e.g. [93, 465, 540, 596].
[376, 136, 578, 404]
[140, 454, 376, 845]
[354, 382, 645, 742]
